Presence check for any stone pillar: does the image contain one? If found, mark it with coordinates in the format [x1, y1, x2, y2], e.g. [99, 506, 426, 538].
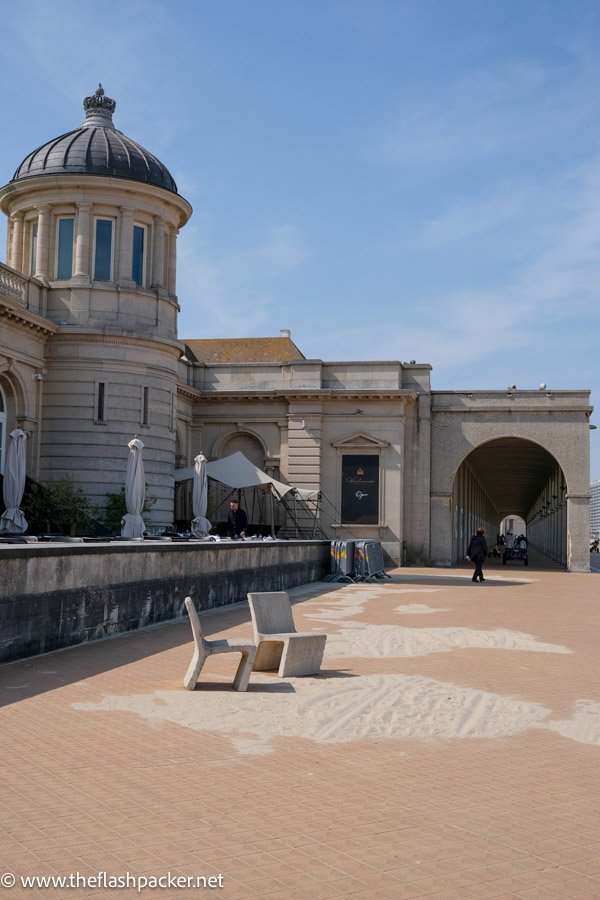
[167, 227, 177, 297]
[411, 393, 431, 563]
[34, 205, 50, 282]
[429, 492, 453, 566]
[566, 493, 591, 572]
[287, 402, 322, 494]
[118, 207, 135, 289]
[73, 202, 92, 280]
[10, 213, 24, 272]
[151, 216, 165, 290]
[6, 218, 13, 267]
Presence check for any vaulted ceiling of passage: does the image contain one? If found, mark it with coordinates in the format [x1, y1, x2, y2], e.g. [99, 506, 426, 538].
[462, 438, 560, 519]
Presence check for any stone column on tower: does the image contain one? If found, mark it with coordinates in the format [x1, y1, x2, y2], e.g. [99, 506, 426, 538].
[167, 227, 177, 297]
[73, 201, 92, 280]
[34, 205, 50, 282]
[151, 216, 165, 290]
[118, 207, 135, 289]
[10, 212, 24, 272]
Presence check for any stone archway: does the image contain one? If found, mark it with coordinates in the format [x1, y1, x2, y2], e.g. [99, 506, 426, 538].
[451, 438, 568, 567]
[216, 431, 267, 469]
[430, 400, 590, 572]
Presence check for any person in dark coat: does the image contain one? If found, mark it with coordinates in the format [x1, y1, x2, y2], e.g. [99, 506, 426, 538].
[467, 527, 488, 582]
[227, 499, 248, 538]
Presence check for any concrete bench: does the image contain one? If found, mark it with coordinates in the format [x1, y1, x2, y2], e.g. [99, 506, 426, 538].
[183, 597, 257, 691]
[247, 591, 327, 677]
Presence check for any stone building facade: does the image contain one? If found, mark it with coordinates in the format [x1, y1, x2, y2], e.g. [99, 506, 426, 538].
[0, 88, 592, 570]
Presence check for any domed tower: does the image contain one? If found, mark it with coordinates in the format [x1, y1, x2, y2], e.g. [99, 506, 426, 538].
[0, 85, 192, 523]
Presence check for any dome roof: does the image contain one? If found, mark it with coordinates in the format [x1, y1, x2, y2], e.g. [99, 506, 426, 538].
[11, 85, 178, 194]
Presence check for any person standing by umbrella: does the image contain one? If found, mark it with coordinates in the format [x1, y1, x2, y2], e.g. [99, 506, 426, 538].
[467, 527, 488, 583]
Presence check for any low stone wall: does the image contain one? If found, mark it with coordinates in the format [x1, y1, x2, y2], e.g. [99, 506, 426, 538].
[0, 540, 330, 664]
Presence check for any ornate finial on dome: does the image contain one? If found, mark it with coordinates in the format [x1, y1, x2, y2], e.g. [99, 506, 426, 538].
[82, 84, 116, 129]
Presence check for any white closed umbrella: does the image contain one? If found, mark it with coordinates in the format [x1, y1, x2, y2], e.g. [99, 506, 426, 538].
[121, 438, 146, 539]
[0, 428, 28, 534]
[191, 452, 212, 536]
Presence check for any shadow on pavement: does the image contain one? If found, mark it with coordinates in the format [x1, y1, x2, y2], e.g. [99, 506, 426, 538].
[0, 601, 258, 708]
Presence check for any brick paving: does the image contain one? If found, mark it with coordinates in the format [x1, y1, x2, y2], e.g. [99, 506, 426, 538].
[1, 560, 599, 899]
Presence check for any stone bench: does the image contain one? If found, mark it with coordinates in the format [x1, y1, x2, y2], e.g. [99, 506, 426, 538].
[247, 591, 327, 677]
[183, 597, 257, 691]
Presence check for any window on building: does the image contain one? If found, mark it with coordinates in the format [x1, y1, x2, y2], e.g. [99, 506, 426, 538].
[94, 219, 113, 281]
[132, 224, 145, 286]
[56, 217, 74, 279]
[30, 222, 38, 275]
[341, 454, 380, 525]
[142, 386, 149, 426]
[96, 382, 106, 423]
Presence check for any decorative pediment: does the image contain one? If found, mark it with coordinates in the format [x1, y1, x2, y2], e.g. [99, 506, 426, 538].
[331, 431, 389, 449]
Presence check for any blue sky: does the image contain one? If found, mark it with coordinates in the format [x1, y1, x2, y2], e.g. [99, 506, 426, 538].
[0, 0, 599, 477]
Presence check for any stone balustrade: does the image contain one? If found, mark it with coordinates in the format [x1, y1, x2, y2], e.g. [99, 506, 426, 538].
[0, 262, 27, 305]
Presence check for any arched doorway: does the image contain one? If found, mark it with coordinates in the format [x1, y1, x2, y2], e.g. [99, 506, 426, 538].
[208, 431, 279, 535]
[452, 438, 567, 566]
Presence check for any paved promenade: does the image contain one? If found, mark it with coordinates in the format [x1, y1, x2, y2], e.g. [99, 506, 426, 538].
[1, 562, 599, 898]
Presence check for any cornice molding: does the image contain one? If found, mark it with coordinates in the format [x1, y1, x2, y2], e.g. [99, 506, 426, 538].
[189, 388, 419, 403]
[177, 383, 202, 401]
[0, 174, 192, 227]
[48, 331, 182, 357]
[433, 405, 594, 416]
[0, 298, 57, 337]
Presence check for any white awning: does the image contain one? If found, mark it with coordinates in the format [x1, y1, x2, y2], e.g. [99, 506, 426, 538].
[174, 451, 318, 501]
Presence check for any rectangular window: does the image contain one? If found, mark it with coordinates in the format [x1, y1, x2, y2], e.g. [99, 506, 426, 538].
[132, 224, 145, 286]
[341, 454, 380, 525]
[30, 222, 38, 275]
[96, 381, 106, 422]
[96, 382, 106, 423]
[142, 386, 149, 426]
[56, 217, 74, 279]
[94, 219, 113, 281]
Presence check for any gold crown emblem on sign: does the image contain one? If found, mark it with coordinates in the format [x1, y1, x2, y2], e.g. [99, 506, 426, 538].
[357, 467, 364, 476]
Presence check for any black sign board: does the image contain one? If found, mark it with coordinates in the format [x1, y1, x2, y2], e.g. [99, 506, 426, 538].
[341, 454, 379, 524]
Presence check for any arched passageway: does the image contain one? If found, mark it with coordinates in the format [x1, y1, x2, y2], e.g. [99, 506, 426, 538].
[452, 438, 567, 566]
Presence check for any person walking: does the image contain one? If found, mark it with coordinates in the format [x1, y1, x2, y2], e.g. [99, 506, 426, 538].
[467, 527, 488, 582]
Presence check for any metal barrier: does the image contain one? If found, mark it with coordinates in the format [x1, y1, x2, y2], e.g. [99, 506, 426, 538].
[323, 539, 390, 583]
